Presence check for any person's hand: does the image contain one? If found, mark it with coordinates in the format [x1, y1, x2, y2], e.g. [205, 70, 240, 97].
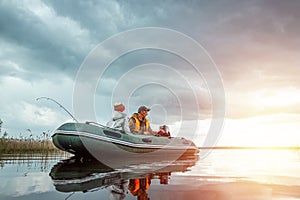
[159, 129, 166, 133]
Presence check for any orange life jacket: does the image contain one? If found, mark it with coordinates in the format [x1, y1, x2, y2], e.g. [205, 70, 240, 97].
[129, 178, 150, 195]
[131, 115, 149, 132]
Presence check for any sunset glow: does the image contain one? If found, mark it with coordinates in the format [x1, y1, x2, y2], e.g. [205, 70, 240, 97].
[255, 88, 300, 108]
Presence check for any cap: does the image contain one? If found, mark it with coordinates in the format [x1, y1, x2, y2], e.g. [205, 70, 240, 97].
[114, 102, 123, 107]
[114, 102, 125, 112]
[138, 106, 150, 113]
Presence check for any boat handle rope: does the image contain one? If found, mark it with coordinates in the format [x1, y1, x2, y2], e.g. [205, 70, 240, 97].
[85, 121, 106, 127]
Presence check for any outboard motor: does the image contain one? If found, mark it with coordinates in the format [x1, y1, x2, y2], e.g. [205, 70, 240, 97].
[157, 125, 171, 137]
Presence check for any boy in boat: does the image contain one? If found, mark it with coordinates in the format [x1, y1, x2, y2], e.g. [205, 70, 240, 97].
[107, 102, 130, 132]
[129, 106, 156, 135]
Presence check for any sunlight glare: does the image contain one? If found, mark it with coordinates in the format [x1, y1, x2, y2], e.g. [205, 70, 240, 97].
[258, 89, 300, 107]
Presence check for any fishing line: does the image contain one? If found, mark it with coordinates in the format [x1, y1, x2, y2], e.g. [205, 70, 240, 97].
[36, 97, 78, 123]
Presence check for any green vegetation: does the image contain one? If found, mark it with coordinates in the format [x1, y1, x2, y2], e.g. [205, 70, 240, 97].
[0, 118, 62, 155]
[0, 137, 60, 154]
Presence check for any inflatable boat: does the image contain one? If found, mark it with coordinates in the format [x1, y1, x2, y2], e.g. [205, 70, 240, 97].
[52, 122, 199, 159]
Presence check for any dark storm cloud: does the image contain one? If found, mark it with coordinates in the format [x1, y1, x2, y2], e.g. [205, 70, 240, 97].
[1, 0, 300, 123]
[201, 0, 300, 89]
[43, 0, 129, 34]
[0, 1, 93, 79]
[2, 0, 300, 84]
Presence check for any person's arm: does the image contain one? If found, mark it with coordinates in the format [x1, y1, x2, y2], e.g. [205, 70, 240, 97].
[145, 124, 157, 135]
[148, 125, 153, 135]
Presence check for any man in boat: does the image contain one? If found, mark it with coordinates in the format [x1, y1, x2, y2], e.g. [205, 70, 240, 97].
[129, 106, 155, 135]
[107, 102, 130, 132]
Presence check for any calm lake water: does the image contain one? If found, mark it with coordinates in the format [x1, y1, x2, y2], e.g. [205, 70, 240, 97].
[0, 150, 299, 200]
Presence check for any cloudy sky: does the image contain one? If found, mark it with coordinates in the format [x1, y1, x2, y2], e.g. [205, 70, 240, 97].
[1, 0, 300, 146]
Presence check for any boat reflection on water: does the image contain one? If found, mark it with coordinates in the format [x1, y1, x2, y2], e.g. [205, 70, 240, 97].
[49, 155, 198, 199]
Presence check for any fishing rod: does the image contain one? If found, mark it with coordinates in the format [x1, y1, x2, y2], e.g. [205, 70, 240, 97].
[36, 97, 78, 123]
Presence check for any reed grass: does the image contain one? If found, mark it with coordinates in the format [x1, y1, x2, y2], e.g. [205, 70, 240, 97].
[0, 137, 61, 154]
[0, 120, 64, 155]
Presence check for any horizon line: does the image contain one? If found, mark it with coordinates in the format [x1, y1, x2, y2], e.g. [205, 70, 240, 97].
[198, 146, 300, 150]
